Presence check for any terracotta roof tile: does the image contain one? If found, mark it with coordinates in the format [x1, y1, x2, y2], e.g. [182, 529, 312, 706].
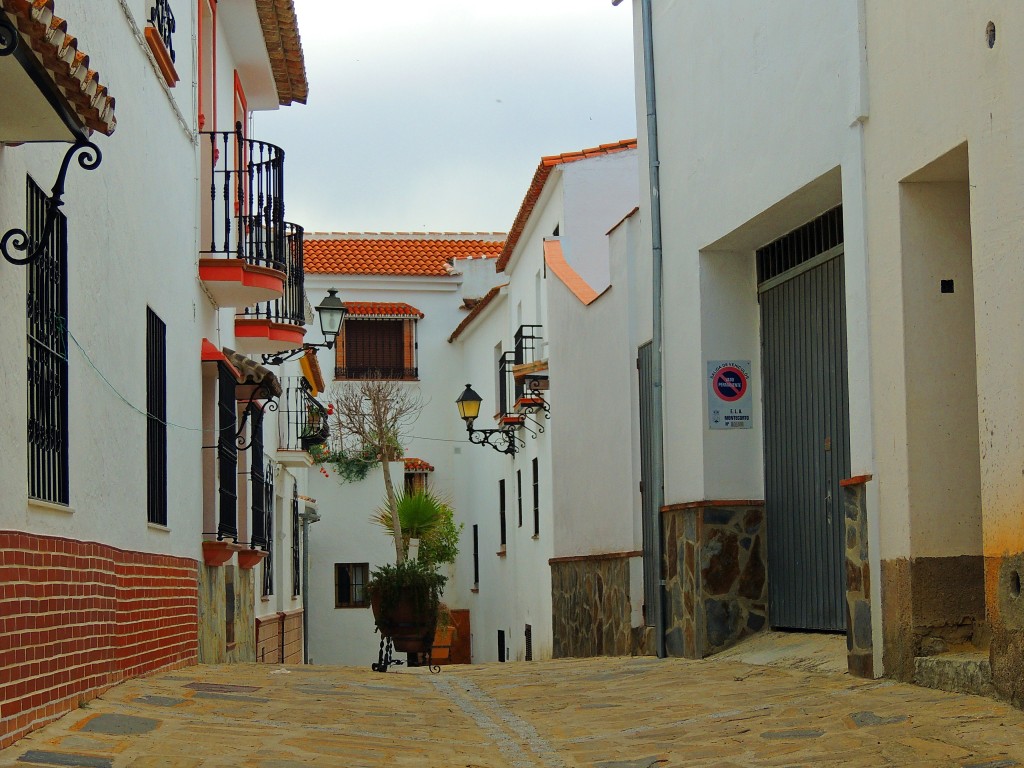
[1, 0, 117, 135]
[496, 139, 637, 272]
[448, 283, 506, 343]
[345, 301, 424, 319]
[403, 458, 434, 473]
[255, 0, 308, 106]
[304, 232, 505, 276]
[544, 239, 608, 306]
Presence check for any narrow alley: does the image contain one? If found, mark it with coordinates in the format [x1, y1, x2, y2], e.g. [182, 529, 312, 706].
[3, 653, 1023, 768]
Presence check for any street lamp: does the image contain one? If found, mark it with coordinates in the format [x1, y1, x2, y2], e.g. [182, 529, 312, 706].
[455, 384, 523, 455]
[262, 287, 348, 365]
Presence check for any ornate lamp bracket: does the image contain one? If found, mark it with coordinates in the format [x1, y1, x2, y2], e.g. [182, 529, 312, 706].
[465, 422, 525, 456]
[234, 381, 279, 450]
[1, 137, 102, 266]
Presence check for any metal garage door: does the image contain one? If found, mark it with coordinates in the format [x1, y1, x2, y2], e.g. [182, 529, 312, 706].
[758, 207, 850, 632]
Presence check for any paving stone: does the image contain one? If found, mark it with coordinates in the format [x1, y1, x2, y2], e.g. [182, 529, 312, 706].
[17, 751, 113, 768]
[183, 682, 261, 694]
[760, 728, 825, 740]
[849, 710, 909, 727]
[78, 714, 160, 736]
[134, 696, 187, 707]
[192, 691, 271, 703]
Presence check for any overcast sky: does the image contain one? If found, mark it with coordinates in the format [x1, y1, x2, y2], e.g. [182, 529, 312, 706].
[254, 1, 638, 234]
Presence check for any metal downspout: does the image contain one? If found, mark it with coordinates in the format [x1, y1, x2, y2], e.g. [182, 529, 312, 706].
[299, 507, 320, 663]
[640, 0, 667, 659]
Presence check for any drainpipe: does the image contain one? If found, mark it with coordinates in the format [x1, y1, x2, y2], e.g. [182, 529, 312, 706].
[299, 507, 321, 663]
[637, 0, 668, 658]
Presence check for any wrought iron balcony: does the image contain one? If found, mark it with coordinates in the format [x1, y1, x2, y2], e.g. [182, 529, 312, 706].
[198, 122, 289, 308]
[277, 377, 330, 454]
[235, 222, 307, 354]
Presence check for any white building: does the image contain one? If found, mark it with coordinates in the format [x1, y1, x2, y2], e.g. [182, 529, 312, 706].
[626, 0, 1024, 699]
[0, 0, 316, 745]
[300, 232, 505, 667]
[448, 140, 640, 662]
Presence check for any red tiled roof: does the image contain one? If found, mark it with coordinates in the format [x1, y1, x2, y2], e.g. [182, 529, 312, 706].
[2, 0, 117, 135]
[448, 283, 506, 343]
[304, 233, 505, 276]
[403, 458, 434, 473]
[255, 0, 308, 105]
[345, 301, 424, 319]
[496, 139, 637, 272]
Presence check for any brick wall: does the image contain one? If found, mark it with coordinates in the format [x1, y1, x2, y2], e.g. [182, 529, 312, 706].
[0, 531, 198, 748]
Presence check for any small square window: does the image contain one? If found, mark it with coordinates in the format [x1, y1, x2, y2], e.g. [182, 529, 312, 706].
[335, 563, 370, 608]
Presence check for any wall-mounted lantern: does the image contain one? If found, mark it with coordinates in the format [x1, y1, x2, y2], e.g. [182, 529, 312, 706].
[456, 384, 524, 456]
[263, 288, 348, 366]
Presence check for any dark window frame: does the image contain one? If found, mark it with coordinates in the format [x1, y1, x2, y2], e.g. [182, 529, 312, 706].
[146, 308, 168, 525]
[516, 469, 523, 528]
[261, 462, 275, 598]
[334, 562, 370, 608]
[498, 479, 507, 549]
[532, 457, 540, 537]
[472, 524, 480, 587]
[291, 482, 301, 597]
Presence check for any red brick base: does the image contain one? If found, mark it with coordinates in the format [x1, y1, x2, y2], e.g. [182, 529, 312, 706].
[0, 531, 198, 748]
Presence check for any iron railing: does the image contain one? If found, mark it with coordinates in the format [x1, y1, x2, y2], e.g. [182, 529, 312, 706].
[201, 122, 287, 273]
[262, 460, 275, 597]
[217, 363, 238, 542]
[278, 376, 330, 452]
[237, 221, 305, 327]
[335, 366, 418, 381]
[249, 405, 267, 549]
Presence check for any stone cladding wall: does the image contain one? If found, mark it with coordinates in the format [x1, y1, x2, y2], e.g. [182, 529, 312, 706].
[198, 563, 255, 664]
[551, 554, 643, 657]
[843, 479, 874, 677]
[662, 502, 767, 658]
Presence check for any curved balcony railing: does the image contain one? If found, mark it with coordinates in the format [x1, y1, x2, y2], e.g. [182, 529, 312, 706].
[278, 377, 330, 452]
[200, 122, 286, 273]
[237, 222, 305, 326]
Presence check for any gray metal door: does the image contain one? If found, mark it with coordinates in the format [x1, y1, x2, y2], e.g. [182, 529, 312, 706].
[760, 235, 850, 632]
[637, 341, 658, 626]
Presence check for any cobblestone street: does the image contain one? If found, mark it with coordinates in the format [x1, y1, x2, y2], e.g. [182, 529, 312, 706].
[3, 652, 1024, 767]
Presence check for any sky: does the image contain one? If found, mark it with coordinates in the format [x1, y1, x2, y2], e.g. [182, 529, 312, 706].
[254, 1, 638, 235]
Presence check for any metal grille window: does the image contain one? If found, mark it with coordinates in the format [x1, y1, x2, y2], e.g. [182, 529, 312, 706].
[248, 405, 266, 548]
[146, 308, 167, 525]
[516, 469, 523, 527]
[262, 462, 275, 597]
[334, 563, 369, 607]
[756, 206, 843, 286]
[217, 363, 238, 541]
[291, 482, 301, 597]
[336, 319, 417, 380]
[525, 624, 533, 661]
[498, 479, 507, 549]
[497, 630, 506, 663]
[26, 175, 69, 505]
[532, 458, 540, 537]
[472, 524, 480, 587]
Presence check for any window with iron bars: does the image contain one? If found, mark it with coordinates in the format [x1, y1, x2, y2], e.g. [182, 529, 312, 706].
[335, 318, 418, 380]
[291, 483, 301, 597]
[261, 461, 275, 597]
[26, 175, 69, 505]
[496, 325, 543, 416]
[146, 308, 167, 525]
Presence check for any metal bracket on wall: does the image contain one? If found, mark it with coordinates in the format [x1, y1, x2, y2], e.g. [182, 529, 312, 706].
[1, 137, 102, 266]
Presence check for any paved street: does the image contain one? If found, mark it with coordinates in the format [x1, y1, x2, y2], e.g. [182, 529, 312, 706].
[3, 653, 1024, 768]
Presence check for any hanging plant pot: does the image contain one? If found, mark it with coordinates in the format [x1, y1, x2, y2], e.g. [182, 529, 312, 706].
[370, 591, 437, 653]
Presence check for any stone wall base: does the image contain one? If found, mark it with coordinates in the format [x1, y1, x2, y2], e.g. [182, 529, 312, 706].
[550, 553, 642, 657]
[256, 609, 304, 664]
[198, 563, 255, 664]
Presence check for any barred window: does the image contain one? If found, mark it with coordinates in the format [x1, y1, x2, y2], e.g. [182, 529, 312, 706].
[146, 308, 167, 525]
[335, 563, 369, 607]
[26, 175, 69, 505]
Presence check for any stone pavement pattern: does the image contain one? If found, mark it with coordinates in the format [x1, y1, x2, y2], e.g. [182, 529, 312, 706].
[2, 656, 1024, 767]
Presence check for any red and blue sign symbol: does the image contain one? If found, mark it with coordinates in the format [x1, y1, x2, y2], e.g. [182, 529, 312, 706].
[712, 366, 747, 402]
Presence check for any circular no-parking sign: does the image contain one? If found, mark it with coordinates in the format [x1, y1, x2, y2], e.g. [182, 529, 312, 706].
[712, 366, 748, 402]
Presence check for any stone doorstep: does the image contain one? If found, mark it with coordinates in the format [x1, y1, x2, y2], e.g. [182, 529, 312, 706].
[914, 649, 995, 698]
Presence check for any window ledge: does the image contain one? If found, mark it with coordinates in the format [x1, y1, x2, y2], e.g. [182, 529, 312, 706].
[28, 498, 74, 515]
[334, 604, 371, 610]
[471, 586, 479, 594]
[496, 549, 507, 558]
[532, 535, 540, 540]
[148, 522, 171, 533]
[261, 596, 272, 603]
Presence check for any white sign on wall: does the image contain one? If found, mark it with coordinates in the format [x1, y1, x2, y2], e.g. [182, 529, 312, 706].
[707, 360, 752, 430]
